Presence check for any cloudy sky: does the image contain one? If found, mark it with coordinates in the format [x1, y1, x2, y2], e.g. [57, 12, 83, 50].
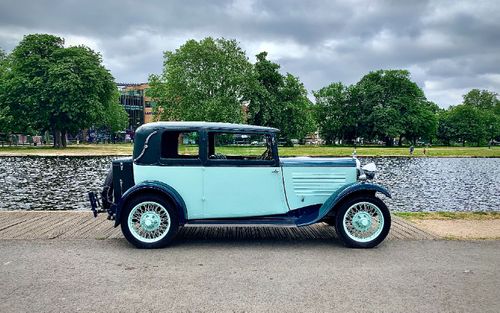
[1, 0, 499, 107]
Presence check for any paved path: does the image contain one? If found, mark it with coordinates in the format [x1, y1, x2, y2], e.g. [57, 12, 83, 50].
[0, 211, 437, 240]
[0, 239, 499, 313]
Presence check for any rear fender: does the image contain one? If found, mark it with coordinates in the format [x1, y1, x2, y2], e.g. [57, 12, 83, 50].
[296, 182, 391, 226]
[113, 181, 187, 227]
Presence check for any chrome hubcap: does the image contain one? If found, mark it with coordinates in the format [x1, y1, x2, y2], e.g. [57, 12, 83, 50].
[352, 211, 372, 231]
[343, 202, 384, 242]
[140, 212, 161, 232]
[128, 201, 171, 243]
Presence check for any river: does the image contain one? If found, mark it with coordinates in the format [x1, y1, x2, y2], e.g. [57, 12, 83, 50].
[0, 156, 498, 212]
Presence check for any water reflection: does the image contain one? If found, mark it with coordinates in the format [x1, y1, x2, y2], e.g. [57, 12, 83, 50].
[364, 157, 500, 212]
[0, 156, 498, 212]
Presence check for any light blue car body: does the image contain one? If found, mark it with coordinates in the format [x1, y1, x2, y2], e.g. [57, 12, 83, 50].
[133, 157, 358, 220]
[108, 122, 391, 227]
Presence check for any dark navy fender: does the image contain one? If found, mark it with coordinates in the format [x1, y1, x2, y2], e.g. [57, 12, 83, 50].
[295, 182, 391, 226]
[113, 180, 188, 227]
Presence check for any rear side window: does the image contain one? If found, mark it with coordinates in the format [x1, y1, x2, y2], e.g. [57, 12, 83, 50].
[161, 131, 199, 159]
[207, 132, 274, 162]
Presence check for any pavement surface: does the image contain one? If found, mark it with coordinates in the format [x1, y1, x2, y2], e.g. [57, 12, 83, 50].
[0, 212, 498, 312]
[0, 239, 499, 313]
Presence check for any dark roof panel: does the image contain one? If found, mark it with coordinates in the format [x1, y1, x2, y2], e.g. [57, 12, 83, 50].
[136, 121, 280, 133]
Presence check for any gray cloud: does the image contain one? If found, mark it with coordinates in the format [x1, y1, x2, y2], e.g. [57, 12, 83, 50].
[1, 0, 499, 107]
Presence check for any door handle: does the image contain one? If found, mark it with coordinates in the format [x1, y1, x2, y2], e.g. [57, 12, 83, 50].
[272, 169, 280, 174]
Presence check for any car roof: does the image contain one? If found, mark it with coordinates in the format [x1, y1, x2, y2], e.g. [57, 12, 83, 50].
[137, 121, 280, 133]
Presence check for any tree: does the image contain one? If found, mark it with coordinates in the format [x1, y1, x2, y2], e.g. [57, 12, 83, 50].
[0, 48, 13, 136]
[247, 52, 283, 126]
[149, 37, 253, 123]
[463, 89, 500, 142]
[446, 104, 488, 146]
[0, 35, 64, 135]
[47, 45, 116, 146]
[436, 109, 454, 145]
[313, 82, 349, 144]
[403, 101, 439, 144]
[0, 106, 12, 137]
[463, 89, 499, 110]
[437, 89, 500, 146]
[100, 90, 129, 133]
[352, 70, 434, 146]
[276, 74, 316, 145]
[247, 52, 315, 145]
[1, 34, 117, 147]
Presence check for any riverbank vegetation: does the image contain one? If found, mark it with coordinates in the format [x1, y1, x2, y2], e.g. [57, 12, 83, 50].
[149, 38, 500, 147]
[395, 212, 500, 220]
[0, 144, 498, 157]
[1, 35, 499, 149]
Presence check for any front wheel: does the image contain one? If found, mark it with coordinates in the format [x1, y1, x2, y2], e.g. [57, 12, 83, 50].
[121, 194, 179, 249]
[335, 196, 391, 248]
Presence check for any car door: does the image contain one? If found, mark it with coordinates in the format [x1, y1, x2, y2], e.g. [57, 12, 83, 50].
[202, 131, 288, 219]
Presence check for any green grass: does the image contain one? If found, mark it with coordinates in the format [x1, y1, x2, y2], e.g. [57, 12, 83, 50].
[278, 146, 500, 157]
[394, 211, 500, 220]
[0, 143, 499, 157]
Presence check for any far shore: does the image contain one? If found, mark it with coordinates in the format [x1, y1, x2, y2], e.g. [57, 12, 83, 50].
[0, 144, 499, 158]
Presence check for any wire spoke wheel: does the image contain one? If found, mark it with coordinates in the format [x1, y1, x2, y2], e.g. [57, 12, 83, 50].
[128, 201, 171, 243]
[342, 201, 384, 243]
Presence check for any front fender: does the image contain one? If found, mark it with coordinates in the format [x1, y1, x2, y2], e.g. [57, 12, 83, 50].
[296, 182, 391, 226]
[113, 181, 188, 227]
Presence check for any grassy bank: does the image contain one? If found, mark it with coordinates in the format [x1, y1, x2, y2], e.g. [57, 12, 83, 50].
[0, 144, 499, 157]
[395, 212, 500, 220]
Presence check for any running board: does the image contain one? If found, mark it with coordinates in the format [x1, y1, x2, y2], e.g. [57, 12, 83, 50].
[186, 205, 323, 227]
[186, 216, 297, 226]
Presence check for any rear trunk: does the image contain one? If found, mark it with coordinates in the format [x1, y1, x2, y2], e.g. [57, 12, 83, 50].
[112, 157, 135, 201]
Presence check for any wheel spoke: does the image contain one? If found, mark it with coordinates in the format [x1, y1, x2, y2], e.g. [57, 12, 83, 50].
[342, 201, 385, 243]
[128, 201, 171, 243]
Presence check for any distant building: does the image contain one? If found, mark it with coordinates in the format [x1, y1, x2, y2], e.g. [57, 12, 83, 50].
[117, 83, 159, 130]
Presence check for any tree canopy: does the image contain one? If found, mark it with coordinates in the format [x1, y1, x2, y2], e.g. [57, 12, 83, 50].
[313, 70, 437, 146]
[100, 89, 129, 133]
[247, 52, 315, 145]
[437, 90, 500, 145]
[2, 34, 498, 148]
[314, 82, 352, 144]
[0, 34, 118, 147]
[148, 37, 253, 123]
[247, 52, 283, 127]
[0, 48, 12, 134]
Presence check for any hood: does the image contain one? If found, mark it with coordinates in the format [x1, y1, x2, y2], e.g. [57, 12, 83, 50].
[280, 157, 357, 168]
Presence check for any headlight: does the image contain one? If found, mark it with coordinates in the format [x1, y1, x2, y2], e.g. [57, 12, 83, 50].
[362, 162, 377, 180]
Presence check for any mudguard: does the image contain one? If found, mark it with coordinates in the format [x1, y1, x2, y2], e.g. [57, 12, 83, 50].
[113, 180, 188, 227]
[296, 182, 391, 226]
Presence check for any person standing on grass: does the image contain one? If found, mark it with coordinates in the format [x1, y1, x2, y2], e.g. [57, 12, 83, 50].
[409, 145, 414, 155]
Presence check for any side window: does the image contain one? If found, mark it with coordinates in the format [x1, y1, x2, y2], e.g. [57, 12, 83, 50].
[207, 132, 274, 162]
[161, 131, 199, 159]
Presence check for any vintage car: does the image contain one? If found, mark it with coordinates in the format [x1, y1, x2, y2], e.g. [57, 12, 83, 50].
[89, 122, 392, 249]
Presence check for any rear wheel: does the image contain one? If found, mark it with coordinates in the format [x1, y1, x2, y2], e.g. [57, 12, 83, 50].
[335, 196, 391, 248]
[121, 194, 179, 249]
